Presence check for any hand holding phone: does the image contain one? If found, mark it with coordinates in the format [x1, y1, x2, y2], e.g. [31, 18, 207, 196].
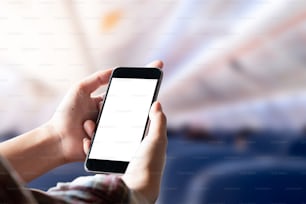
[85, 67, 163, 174]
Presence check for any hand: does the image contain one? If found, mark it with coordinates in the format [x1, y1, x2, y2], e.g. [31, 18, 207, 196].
[48, 68, 112, 163]
[82, 60, 164, 153]
[82, 60, 166, 204]
[123, 101, 167, 204]
[49, 60, 164, 164]
[84, 101, 167, 204]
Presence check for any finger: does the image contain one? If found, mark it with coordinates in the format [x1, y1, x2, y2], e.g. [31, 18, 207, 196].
[147, 101, 167, 141]
[83, 137, 91, 155]
[79, 68, 113, 94]
[93, 95, 103, 104]
[92, 92, 106, 109]
[83, 120, 96, 138]
[145, 60, 164, 69]
[92, 95, 103, 109]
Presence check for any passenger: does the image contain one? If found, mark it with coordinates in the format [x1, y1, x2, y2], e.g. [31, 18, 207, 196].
[0, 61, 167, 204]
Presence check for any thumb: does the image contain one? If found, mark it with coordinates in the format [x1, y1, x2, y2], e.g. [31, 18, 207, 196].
[144, 101, 167, 149]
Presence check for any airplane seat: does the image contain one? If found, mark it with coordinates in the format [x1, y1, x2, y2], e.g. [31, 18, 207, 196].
[244, 131, 296, 155]
[159, 141, 252, 204]
[184, 159, 306, 204]
[288, 137, 306, 158]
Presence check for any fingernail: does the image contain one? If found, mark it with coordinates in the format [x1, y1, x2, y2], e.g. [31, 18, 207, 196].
[83, 137, 89, 143]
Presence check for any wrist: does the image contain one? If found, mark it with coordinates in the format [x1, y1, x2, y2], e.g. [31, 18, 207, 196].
[46, 118, 88, 163]
[129, 189, 152, 204]
[43, 121, 67, 165]
[123, 171, 157, 204]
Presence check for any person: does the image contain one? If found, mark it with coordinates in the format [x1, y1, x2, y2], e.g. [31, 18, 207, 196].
[0, 60, 167, 204]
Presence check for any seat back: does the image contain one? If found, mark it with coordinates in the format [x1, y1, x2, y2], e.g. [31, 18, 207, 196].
[185, 159, 306, 204]
[159, 138, 251, 204]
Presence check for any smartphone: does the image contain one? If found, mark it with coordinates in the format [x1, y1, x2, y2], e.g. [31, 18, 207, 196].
[85, 67, 163, 174]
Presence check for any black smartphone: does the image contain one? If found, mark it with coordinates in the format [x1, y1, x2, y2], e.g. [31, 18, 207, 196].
[85, 67, 163, 174]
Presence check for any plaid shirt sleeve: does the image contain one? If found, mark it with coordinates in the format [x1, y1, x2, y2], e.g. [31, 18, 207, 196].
[46, 174, 130, 204]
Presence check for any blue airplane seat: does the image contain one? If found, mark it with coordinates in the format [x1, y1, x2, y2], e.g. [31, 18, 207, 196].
[159, 139, 252, 204]
[245, 131, 296, 155]
[184, 159, 306, 204]
[288, 137, 306, 158]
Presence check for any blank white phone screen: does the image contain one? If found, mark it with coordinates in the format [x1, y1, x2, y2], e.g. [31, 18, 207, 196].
[89, 78, 158, 162]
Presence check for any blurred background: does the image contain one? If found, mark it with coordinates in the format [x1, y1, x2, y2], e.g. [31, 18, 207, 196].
[1, 0, 306, 203]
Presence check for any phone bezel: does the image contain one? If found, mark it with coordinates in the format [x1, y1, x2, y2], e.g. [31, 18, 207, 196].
[85, 67, 163, 174]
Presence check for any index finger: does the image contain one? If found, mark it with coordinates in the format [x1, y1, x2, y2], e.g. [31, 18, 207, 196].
[79, 68, 113, 94]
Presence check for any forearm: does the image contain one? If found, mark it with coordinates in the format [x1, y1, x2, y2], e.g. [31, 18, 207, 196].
[0, 123, 65, 182]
